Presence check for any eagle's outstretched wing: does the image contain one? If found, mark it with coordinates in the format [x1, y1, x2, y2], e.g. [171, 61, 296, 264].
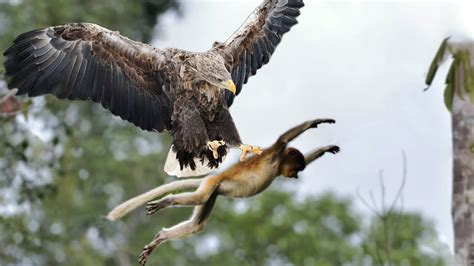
[3, 23, 172, 132]
[217, 0, 304, 106]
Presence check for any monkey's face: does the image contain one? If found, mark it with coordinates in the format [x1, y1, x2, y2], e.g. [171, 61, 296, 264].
[280, 148, 306, 178]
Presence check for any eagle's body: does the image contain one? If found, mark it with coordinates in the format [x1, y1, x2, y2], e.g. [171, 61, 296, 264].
[3, 0, 304, 176]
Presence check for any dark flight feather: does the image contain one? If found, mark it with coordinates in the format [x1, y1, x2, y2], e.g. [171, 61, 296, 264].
[3, 23, 172, 132]
[219, 0, 304, 106]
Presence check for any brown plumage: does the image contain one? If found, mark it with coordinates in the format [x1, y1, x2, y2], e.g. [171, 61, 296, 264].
[107, 118, 339, 265]
[3, 0, 304, 176]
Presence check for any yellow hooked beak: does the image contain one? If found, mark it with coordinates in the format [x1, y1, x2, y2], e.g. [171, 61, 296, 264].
[221, 79, 236, 95]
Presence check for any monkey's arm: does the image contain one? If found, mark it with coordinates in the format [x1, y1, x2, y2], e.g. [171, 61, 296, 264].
[140, 190, 219, 265]
[305, 145, 340, 165]
[146, 175, 221, 215]
[107, 178, 202, 221]
[275, 119, 335, 148]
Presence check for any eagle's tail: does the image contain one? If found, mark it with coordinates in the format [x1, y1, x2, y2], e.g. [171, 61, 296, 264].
[164, 145, 216, 178]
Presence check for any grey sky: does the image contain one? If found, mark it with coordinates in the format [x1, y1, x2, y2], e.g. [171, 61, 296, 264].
[152, 1, 471, 251]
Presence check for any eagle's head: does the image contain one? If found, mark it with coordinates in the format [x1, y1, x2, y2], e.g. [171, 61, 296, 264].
[183, 52, 236, 95]
[210, 68, 236, 95]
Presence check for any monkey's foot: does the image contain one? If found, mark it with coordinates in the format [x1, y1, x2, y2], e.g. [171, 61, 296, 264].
[239, 144, 263, 161]
[207, 140, 226, 159]
[325, 146, 340, 154]
[146, 198, 172, 215]
[139, 236, 162, 265]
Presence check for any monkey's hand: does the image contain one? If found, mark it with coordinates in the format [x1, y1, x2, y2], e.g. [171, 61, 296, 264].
[304, 145, 340, 165]
[309, 118, 335, 128]
[276, 118, 336, 146]
[325, 145, 340, 154]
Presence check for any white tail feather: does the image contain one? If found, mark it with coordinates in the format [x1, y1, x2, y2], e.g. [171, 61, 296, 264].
[164, 145, 220, 178]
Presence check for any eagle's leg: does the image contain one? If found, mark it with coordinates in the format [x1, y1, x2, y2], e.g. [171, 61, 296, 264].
[239, 144, 263, 161]
[207, 140, 226, 159]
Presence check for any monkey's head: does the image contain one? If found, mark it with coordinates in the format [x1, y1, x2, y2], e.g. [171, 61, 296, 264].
[280, 147, 306, 178]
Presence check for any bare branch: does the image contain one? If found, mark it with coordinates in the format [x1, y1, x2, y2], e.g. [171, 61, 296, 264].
[388, 151, 407, 214]
[356, 150, 408, 266]
[356, 187, 379, 216]
[369, 190, 381, 217]
[379, 170, 386, 214]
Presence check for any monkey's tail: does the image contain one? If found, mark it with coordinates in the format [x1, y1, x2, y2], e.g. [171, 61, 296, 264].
[107, 178, 202, 221]
[164, 145, 216, 178]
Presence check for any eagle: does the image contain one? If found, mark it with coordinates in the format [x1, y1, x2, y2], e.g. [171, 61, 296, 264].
[3, 0, 304, 177]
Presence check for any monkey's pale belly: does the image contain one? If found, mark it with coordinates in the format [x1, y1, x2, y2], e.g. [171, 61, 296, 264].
[217, 167, 279, 198]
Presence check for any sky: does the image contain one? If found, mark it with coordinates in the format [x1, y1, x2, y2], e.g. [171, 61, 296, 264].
[151, 0, 473, 251]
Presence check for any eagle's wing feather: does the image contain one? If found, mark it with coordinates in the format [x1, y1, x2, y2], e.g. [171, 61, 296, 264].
[172, 98, 209, 154]
[218, 0, 304, 106]
[4, 23, 172, 132]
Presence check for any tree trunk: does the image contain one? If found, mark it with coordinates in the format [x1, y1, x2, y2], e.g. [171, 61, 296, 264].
[452, 94, 474, 265]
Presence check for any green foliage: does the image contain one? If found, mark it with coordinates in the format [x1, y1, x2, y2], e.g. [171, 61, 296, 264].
[0, 0, 181, 264]
[426, 38, 474, 111]
[425, 37, 450, 87]
[448, 49, 474, 106]
[362, 213, 448, 266]
[208, 191, 362, 265]
[444, 83, 454, 111]
[0, 0, 179, 46]
[459, 50, 473, 94]
[447, 55, 464, 100]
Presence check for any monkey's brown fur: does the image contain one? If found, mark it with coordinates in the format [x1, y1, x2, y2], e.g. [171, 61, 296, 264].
[107, 118, 339, 265]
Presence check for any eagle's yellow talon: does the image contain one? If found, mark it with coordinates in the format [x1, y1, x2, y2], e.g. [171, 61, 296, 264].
[208, 140, 225, 159]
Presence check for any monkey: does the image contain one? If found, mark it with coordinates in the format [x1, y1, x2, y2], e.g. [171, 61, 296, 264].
[107, 118, 339, 265]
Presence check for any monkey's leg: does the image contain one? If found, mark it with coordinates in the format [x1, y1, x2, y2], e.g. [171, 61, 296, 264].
[139, 191, 218, 265]
[146, 176, 219, 214]
[107, 178, 202, 221]
[276, 119, 336, 147]
[138, 220, 201, 265]
[304, 145, 340, 165]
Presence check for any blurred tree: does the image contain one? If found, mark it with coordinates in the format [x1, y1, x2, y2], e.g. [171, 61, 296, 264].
[362, 212, 449, 266]
[425, 39, 474, 265]
[207, 191, 362, 266]
[0, 0, 183, 264]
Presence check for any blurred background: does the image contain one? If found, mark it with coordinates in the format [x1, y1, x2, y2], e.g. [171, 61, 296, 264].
[1, 0, 471, 265]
